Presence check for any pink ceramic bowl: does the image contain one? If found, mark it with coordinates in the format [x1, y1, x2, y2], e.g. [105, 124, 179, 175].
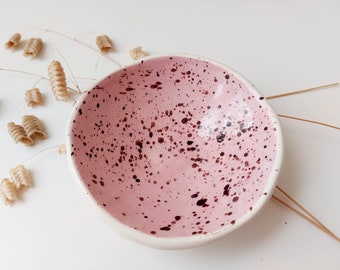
[66, 55, 283, 249]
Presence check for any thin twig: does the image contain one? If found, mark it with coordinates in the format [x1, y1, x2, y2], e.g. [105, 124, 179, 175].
[73, 77, 97, 81]
[0, 67, 48, 80]
[273, 186, 340, 242]
[94, 54, 105, 78]
[53, 48, 81, 93]
[0, 67, 93, 90]
[67, 87, 82, 94]
[278, 114, 340, 131]
[32, 77, 45, 88]
[276, 186, 339, 239]
[272, 195, 324, 229]
[40, 28, 122, 68]
[266, 83, 339, 100]
[20, 144, 66, 164]
[43, 28, 98, 52]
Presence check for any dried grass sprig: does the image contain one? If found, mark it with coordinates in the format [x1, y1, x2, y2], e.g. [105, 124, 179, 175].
[266, 83, 339, 100]
[273, 186, 339, 242]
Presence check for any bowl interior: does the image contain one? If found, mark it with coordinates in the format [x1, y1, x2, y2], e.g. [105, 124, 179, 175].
[68, 55, 281, 244]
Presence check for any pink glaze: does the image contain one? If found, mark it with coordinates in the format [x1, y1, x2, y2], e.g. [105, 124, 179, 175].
[68, 55, 282, 242]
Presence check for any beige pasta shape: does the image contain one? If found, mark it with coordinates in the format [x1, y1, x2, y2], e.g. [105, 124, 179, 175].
[7, 122, 33, 146]
[57, 144, 66, 154]
[129, 46, 150, 61]
[48, 60, 69, 101]
[5, 33, 21, 49]
[0, 178, 18, 205]
[23, 38, 43, 57]
[22, 115, 47, 140]
[9, 165, 33, 189]
[25, 88, 43, 107]
[96, 35, 114, 53]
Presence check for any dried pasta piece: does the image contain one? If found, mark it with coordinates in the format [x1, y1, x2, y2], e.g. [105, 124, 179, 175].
[22, 115, 47, 140]
[9, 165, 33, 189]
[96, 35, 114, 53]
[48, 60, 69, 101]
[57, 144, 66, 154]
[0, 178, 18, 205]
[7, 122, 34, 146]
[23, 38, 43, 57]
[5, 33, 21, 49]
[129, 46, 150, 61]
[25, 88, 43, 107]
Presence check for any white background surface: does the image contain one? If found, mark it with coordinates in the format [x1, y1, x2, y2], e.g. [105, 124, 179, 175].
[0, 1, 339, 269]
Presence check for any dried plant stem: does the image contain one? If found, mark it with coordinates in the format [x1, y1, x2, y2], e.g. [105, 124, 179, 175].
[276, 186, 335, 235]
[75, 77, 97, 81]
[20, 144, 66, 164]
[266, 83, 339, 100]
[32, 77, 45, 88]
[53, 48, 81, 93]
[67, 87, 82, 94]
[9, 100, 25, 119]
[1, 68, 47, 118]
[278, 114, 340, 130]
[0, 67, 48, 80]
[273, 186, 339, 242]
[272, 196, 324, 229]
[41, 28, 122, 68]
[0, 67, 91, 94]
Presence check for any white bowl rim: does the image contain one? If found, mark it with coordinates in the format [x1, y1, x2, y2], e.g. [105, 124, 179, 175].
[65, 53, 284, 249]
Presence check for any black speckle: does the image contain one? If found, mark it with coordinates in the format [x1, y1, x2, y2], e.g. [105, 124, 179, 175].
[216, 133, 226, 143]
[181, 118, 189, 124]
[223, 184, 230, 196]
[232, 196, 239, 202]
[196, 198, 208, 207]
[136, 140, 143, 149]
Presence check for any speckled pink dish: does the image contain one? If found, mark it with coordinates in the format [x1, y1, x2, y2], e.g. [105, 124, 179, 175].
[66, 55, 283, 249]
